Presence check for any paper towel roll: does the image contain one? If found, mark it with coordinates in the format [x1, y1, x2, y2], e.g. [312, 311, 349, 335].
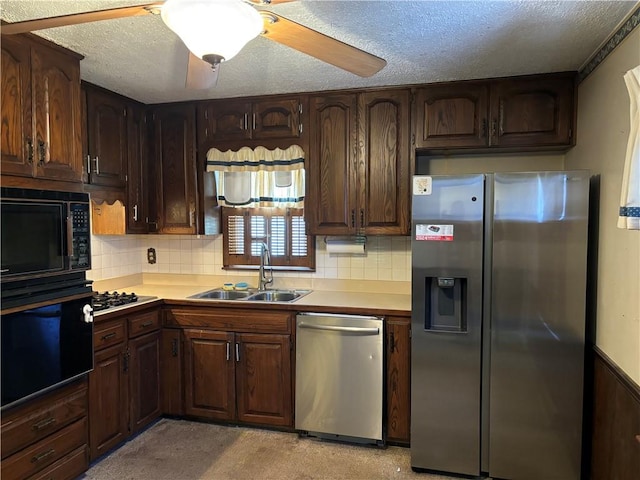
[325, 238, 366, 255]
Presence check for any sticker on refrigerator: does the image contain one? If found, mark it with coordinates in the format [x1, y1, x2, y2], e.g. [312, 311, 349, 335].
[416, 224, 454, 241]
[413, 176, 432, 195]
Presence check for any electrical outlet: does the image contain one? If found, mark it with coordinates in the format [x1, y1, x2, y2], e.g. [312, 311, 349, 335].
[147, 248, 156, 264]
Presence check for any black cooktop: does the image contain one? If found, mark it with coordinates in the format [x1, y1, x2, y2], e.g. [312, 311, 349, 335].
[92, 291, 140, 312]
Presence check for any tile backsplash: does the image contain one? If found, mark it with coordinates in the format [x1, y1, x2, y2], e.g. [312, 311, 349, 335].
[88, 234, 411, 283]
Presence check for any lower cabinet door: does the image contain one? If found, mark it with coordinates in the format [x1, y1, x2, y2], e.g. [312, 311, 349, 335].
[89, 342, 129, 461]
[161, 328, 184, 415]
[129, 331, 161, 433]
[235, 333, 292, 427]
[386, 317, 411, 443]
[183, 329, 235, 420]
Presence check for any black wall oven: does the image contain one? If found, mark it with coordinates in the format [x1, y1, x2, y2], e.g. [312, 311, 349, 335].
[1, 292, 94, 410]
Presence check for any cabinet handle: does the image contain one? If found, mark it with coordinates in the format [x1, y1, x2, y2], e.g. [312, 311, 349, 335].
[37, 140, 46, 165]
[133, 204, 139, 222]
[252, 112, 256, 131]
[243, 113, 248, 131]
[140, 321, 154, 328]
[94, 156, 100, 175]
[235, 343, 240, 362]
[226, 342, 230, 361]
[26, 137, 34, 164]
[171, 338, 179, 357]
[351, 209, 355, 228]
[123, 351, 130, 372]
[498, 102, 504, 137]
[31, 448, 55, 464]
[490, 120, 497, 140]
[101, 332, 117, 341]
[86, 154, 91, 174]
[31, 417, 56, 431]
[481, 119, 488, 139]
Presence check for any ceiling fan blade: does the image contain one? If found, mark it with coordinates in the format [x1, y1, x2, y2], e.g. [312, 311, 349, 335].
[259, 12, 386, 78]
[0, 2, 164, 35]
[248, 0, 297, 4]
[186, 52, 219, 90]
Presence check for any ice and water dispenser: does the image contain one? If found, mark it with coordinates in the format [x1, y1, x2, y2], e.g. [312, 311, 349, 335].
[423, 277, 467, 332]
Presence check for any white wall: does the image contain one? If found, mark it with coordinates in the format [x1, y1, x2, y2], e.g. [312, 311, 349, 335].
[565, 27, 640, 384]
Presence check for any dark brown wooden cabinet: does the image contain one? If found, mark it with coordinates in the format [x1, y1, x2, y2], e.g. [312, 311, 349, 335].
[85, 87, 128, 187]
[385, 316, 411, 444]
[166, 306, 294, 428]
[307, 89, 411, 235]
[197, 96, 304, 145]
[183, 328, 292, 427]
[0, 380, 89, 480]
[149, 103, 198, 234]
[89, 307, 161, 460]
[161, 328, 184, 416]
[414, 82, 489, 149]
[0, 34, 83, 184]
[126, 103, 149, 233]
[414, 72, 575, 151]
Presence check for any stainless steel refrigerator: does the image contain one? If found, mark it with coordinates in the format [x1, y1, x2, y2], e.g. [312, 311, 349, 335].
[410, 172, 589, 479]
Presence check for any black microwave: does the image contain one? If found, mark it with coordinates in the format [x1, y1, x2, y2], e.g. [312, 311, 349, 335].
[1, 187, 91, 282]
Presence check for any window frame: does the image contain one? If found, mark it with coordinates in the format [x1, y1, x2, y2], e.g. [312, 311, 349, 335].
[221, 206, 315, 271]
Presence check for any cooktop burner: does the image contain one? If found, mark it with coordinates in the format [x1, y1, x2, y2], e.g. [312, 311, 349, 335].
[92, 291, 150, 312]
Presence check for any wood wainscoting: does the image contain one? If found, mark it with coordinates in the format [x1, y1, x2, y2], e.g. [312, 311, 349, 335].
[590, 346, 640, 480]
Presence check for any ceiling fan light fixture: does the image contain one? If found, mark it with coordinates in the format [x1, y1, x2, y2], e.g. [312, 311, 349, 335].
[161, 0, 263, 63]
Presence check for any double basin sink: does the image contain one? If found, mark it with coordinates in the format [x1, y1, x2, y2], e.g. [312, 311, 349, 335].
[188, 288, 312, 303]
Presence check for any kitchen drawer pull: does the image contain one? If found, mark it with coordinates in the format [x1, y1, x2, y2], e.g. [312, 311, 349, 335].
[101, 332, 117, 341]
[31, 448, 55, 464]
[298, 322, 379, 335]
[140, 321, 154, 328]
[31, 417, 56, 431]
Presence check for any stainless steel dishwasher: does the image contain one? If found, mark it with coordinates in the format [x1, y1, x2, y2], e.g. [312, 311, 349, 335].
[295, 312, 384, 445]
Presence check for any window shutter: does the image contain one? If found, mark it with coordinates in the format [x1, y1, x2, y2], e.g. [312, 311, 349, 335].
[271, 215, 286, 257]
[291, 214, 307, 257]
[227, 214, 245, 255]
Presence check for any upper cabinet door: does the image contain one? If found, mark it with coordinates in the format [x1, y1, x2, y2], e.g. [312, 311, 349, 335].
[200, 100, 251, 143]
[308, 94, 359, 235]
[414, 82, 489, 150]
[358, 89, 412, 235]
[489, 74, 575, 148]
[0, 36, 33, 177]
[151, 104, 198, 234]
[31, 43, 83, 182]
[86, 89, 127, 187]
[252, 98, 301, 140]
[126, 104, 148, 233]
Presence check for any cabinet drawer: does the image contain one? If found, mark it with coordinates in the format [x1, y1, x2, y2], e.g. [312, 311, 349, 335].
[129, 309, 160, 338]
[1, 384, 87, 459]
[93, 319, 126, 350]
[28, 445, 88, 480]
[1, 417, 87, 480]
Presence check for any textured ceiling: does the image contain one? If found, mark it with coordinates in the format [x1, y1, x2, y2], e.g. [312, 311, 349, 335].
[1, 1, 637, 104]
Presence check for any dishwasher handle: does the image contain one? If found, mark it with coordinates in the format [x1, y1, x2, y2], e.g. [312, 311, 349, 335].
[298, 322, 379, 335]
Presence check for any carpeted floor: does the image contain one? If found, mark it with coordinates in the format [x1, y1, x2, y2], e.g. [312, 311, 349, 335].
[80, 419, 456, 480]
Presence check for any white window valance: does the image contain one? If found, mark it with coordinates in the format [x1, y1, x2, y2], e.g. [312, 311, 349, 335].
[618, 65, 640, 230]
[206, 145, 305, 207]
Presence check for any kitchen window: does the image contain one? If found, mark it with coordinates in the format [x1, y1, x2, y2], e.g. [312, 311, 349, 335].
[207, 145, 315, 271]
[222, 207, 315, 270]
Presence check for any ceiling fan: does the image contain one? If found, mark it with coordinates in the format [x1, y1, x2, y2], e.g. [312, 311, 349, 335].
[0, 0, 387, 89]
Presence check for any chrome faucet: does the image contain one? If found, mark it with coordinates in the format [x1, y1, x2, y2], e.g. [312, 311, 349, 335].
[258, 242, 273, 291]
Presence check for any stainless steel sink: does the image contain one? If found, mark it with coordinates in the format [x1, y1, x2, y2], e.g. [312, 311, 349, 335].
[188, 288, 311, 303]
[188, 289, 253, 300]
[247, 290, 301, 302]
